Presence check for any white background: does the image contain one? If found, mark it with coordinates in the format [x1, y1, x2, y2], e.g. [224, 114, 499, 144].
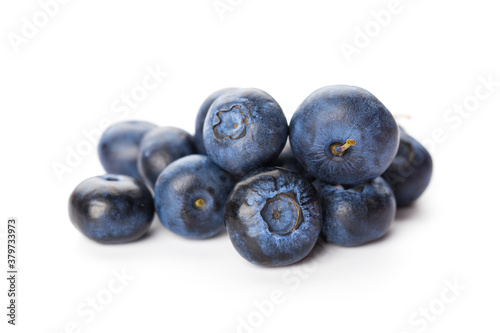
[1, 0, 499, 332]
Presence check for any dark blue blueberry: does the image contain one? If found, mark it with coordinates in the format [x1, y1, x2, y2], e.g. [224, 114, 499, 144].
[273, 141, 315, 182]
[194, 88, 236, 154]
[203, 88, 288, 176]
[316, 177, 396, 247]
[382, 129, 433, 207]
[98, 121, 157, 179]
[154, 154, 235, 239]
[289, 85, 399, 185]
[225, 167, 322, 267]
[68, 174, 155, 244]
[138, 126, 196, 189]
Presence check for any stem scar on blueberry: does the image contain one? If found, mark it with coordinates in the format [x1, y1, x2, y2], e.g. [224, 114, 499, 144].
[261, 193, 302, 236]
[212, 105, 248, 140]
[329, 139, 356, 156]
[195, 198, 205, 208]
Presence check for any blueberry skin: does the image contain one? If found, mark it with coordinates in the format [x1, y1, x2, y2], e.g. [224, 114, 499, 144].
[203, 88, 288, 176]
[68, 174, 155, 244]
[316, 177, 396, 247]
[98, 121, 158, 180]
[138, 126, 196, 189]
[290, 85, 399, 185]
[225, 167, 322, 267]
[194, 88, 236, 154]
[382, 129, 433, 207]
[154, 154, 235, 239]
[273, 141, 315, 182]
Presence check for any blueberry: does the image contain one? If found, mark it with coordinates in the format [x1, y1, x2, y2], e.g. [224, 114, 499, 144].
[98, 121, 157, 179]
[290, 85, 399, 185]
[225, 167, 322, 266]
[203, 88, 288, 176]
[154, 154, 235, 239]
[138, 126, 196, 189]
[273, 141, 315, 181]
[316, 177, 396, 246]
[194, 88, 236, 154]
[382, 128, 433, 207]
[68, 174, 155, 244]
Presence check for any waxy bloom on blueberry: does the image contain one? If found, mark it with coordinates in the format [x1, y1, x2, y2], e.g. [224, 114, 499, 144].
[155, 155, 235, 239]
[194, 88, 237, 154]
[203, 88, 288, 177]
[290, 85, 399, 185]
[316, 177, 396, 246]
[225, 167, 322, 267]
[138, 126, 196, 189]
[382, 128, 433, 207]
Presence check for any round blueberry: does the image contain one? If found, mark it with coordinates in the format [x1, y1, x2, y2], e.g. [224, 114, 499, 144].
[225, 167, 322, 267]
[194, 88, 236, 154]
[382, 129, 433, 207]
[98, 121, 157, 179]
[68, 174, 155, 244]
[203, 88, 288, 176]
[138, 126, 196, 189]
[154, 154, 235, 239]
[316, 177, 396, 247]
[290, 85, 399, 185]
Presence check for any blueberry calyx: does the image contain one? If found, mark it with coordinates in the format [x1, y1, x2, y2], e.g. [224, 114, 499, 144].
[260, 192, 303, 235]
[212, 105, 248, 140]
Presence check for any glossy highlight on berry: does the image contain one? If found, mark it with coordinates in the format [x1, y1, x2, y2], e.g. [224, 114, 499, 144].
[68, 174, 155, 244]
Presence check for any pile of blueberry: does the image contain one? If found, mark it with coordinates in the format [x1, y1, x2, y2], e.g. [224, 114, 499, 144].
[68, 86, 433, 267]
